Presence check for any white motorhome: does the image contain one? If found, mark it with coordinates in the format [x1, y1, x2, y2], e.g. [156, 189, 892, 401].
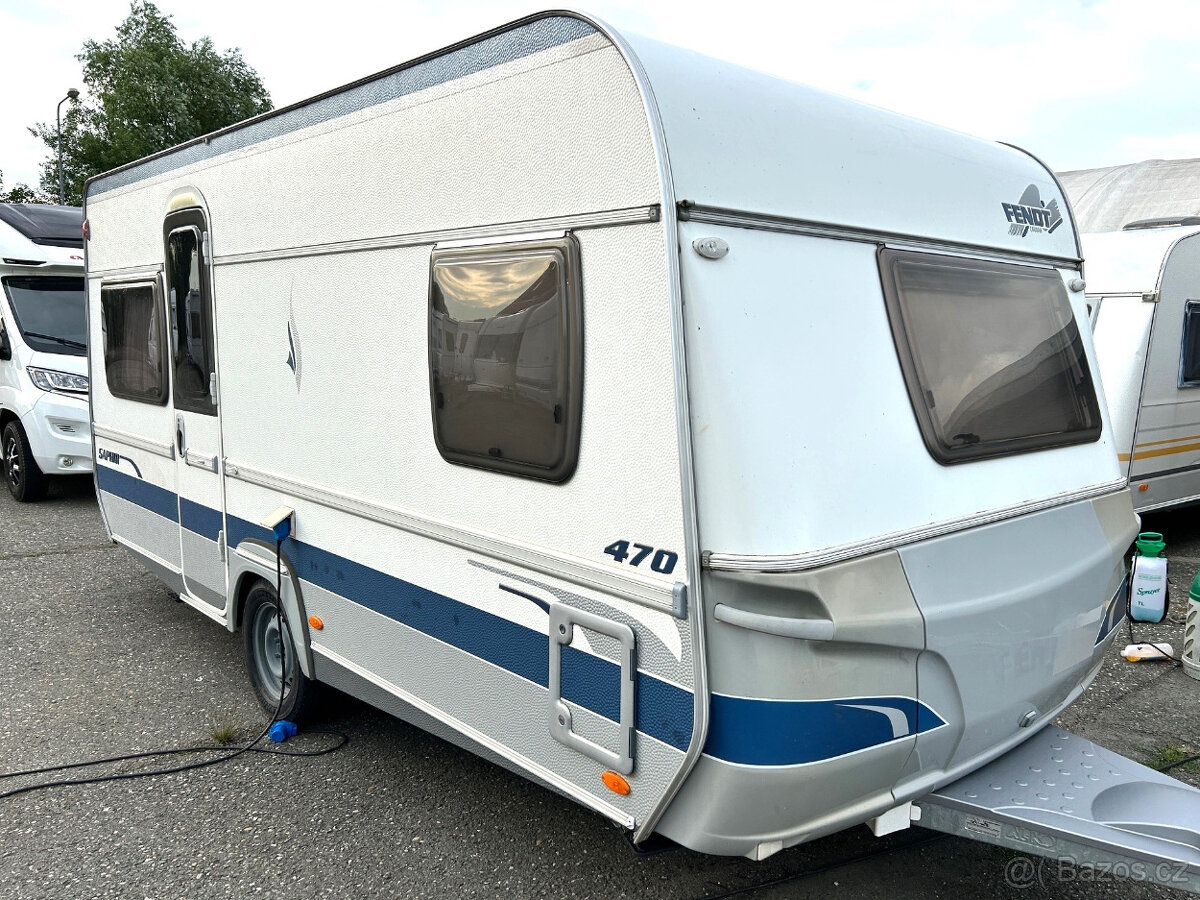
[85, 12, 1200, 885]
[1087, 218, 1200, 512]
[0, 203, 91, 500]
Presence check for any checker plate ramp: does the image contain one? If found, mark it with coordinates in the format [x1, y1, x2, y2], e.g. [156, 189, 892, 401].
[916, 727, 1200, 893]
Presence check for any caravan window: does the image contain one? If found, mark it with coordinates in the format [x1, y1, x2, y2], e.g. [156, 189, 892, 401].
[100, 281, 168, 404]
[880, 249, 1102, 463]
[1180, 301, 1200, 386]
[166, 224, 215, 415]
[428, 237, 582, 482]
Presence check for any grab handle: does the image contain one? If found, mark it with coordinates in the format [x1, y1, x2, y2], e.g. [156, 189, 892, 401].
[713, 603, 835, 641]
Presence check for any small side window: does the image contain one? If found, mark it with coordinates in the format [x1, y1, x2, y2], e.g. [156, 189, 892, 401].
[429, 237, 582, 482]
[100, 281, 168, 405]
[1180, 301, 1200, 387]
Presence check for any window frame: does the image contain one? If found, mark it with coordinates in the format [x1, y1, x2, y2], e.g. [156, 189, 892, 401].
[879, 247, 1103, 465]
[427, 235, 583, 483]
[99, 276, 170, 406]
[1179, 300, 1200, 388]
[163, 209, 217, 416]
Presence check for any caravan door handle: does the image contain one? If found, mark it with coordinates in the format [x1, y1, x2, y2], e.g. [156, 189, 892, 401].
[176, 414, 186, 457]
[713, 603, 836, 641]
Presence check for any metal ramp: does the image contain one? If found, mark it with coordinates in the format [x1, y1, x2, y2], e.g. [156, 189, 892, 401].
[916, 727, 1200, 894]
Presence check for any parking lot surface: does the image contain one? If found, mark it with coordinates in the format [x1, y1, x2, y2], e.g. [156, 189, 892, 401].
[1, 478, 1197, 899]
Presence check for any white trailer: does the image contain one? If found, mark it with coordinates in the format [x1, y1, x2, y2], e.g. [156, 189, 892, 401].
[0, 203, 91, 500]
[85, 11, 1200, 884]
[1087, 219, 1200, 512]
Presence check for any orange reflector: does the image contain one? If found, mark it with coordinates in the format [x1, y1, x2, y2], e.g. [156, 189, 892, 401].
[308, 615, 324, 630]
[1138, 483, 1149, 492]
[602, 771, 630, 795]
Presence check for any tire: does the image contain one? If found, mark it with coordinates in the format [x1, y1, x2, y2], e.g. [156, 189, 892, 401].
[242, 580, 317, 723]
[3, 420, 48, 502]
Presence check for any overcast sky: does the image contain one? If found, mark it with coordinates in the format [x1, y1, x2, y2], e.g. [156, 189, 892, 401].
[2, 0, 1199, 193]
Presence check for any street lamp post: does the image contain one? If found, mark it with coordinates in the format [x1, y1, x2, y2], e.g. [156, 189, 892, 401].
[56, 89, 80, 205]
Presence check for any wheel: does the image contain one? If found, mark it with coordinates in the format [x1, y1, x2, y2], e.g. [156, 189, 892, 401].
[243, 580, 316, 722]
[3, 420, 48, 502]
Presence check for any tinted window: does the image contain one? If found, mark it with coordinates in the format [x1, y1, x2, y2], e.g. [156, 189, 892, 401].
[1, 275, 87, 355]
[101, 282, 167, 404]
[880, 249, 1102, 463]
[1181, 301, 1200, 387]
[166, 225, 215, 415]
[429, 237, 582, 482]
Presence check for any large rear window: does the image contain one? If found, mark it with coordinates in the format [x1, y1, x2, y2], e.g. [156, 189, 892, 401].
[880, 249, 1102, 464]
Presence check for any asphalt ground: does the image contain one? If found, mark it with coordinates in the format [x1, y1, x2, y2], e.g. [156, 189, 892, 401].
[1, 478, 1197, 899]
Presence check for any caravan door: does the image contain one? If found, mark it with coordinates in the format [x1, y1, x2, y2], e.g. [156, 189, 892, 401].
[164, 208, 226, 610]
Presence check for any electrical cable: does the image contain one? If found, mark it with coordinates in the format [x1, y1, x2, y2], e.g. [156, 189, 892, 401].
[1157, 752, 1200, 773]
[0, 533, 347, 801]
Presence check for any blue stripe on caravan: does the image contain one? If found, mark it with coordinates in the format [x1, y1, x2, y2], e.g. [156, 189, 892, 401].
[705, 694, 946, 766]
[180, 498, 224, 541]
[95, 465, 178, 522]
[98, 471, 944, 766]
[224, 514, 694, 751]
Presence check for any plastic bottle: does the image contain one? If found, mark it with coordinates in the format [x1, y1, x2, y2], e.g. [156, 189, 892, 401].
[1185, 571, 1200, 682]
[1130, 532, 1168, 624]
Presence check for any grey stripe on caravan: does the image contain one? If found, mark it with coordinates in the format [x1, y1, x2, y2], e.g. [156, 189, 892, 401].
[312, 642, 635, 828]
[706, 478, 1129, 573]
[679, 204, 1084, 269]
[224, 458, 680, 615]
[211, 205, 661, 268]
[92, 423, 175, 459]
[87, 17, 596, 198]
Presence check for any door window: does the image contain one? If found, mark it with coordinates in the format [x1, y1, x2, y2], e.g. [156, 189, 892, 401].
[166, 223, 215, 415]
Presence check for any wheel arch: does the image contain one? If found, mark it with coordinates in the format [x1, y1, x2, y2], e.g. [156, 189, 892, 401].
[228, 538, 315, 679]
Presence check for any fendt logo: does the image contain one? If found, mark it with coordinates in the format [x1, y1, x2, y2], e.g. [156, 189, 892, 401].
[1002, 184, 1063, 237]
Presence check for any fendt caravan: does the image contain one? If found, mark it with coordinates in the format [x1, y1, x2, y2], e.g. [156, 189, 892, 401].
[0, 203, 90, 500]
[84, 12, 1200, 887]
[1088, 219, 1200, 512]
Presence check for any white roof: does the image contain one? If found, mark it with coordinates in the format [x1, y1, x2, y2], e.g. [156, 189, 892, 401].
[1059, 158, 1200, 234]
[623, 28, 1079, 260]
[1081, 224, 1200, 293]
[88, 12, 1080, 264]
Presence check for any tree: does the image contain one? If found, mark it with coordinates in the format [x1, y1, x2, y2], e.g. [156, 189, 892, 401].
[31, 1, 272, 205]
[0, 171, 50, 204]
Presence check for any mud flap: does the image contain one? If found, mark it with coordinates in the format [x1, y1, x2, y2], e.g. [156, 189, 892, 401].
[915, 728, 1200, 893]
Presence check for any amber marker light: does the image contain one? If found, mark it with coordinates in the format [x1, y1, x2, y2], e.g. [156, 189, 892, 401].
[601, 771, 631, 795]
[1138, 483, 1149, 492]
[308, 615, 325, 630]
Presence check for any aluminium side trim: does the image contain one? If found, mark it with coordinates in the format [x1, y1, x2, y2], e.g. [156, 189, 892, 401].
[706, 479, 1128, 573]
[574, 8, 712, 845]
[92, 424, 176, 460]
[86, 264, 164, 281]
[212, 205, 660, 268]
[677, 203, 1083, 269]
[312, 642, 635, 829]
[223, 458, 679, 615]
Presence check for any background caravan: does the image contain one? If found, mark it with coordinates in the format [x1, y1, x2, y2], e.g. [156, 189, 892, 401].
[83, 10, 1200, 887]
[1087, 220, 1200, 512]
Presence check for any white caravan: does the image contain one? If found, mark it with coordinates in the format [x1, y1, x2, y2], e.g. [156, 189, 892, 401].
[0, 203, 91, 500]
[1087, 218, 1200, 512]
[85, 11, 1200, 886]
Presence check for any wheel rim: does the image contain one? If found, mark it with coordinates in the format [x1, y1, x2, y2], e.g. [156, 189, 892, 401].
[249, 598, 295, 706]
[4, 435, 20, 491]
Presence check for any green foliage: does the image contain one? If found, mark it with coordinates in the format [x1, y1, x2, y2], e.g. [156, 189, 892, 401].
[0, 171, 50, 204]
[31, 1, 272, 205]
